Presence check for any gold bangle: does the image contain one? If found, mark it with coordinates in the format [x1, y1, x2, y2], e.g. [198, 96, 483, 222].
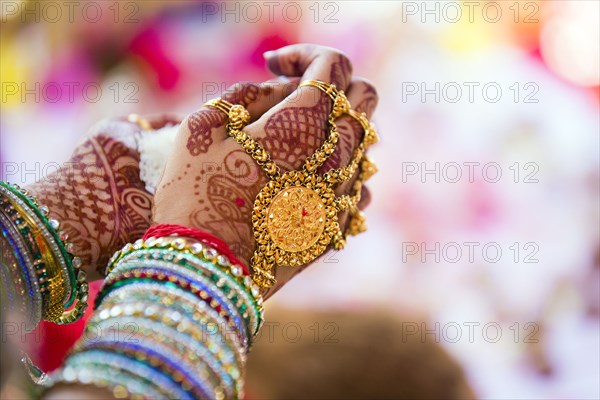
[8, 197, 67, 321]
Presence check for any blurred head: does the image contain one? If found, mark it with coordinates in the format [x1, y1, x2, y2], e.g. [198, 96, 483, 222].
[245, 308, 475, 399]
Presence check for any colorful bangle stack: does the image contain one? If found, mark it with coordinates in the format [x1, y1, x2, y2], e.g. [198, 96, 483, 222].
[46, 226, 264, 399]
[0, 182, 89, 329]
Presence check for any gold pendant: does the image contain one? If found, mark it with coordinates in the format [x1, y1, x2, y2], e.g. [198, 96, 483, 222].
[251, 170, 342, 287]
[252, 171, 339, 260]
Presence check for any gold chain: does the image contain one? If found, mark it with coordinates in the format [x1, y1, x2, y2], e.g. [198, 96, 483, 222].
[205, 100, 282, 178]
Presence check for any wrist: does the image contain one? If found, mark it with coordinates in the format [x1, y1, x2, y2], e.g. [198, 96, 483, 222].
[152, 204, 254, 270]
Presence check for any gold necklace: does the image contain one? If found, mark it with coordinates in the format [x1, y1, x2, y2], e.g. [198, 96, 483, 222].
[206, 80, 378, 288]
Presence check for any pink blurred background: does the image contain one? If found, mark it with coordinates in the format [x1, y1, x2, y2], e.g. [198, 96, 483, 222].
[1, 1, 599, 398]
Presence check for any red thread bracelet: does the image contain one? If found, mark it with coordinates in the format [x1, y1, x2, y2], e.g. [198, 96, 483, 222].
[143, 224, 250, 275]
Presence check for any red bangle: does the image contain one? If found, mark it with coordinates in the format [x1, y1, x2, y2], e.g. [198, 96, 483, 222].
[143, 224, 250, 275]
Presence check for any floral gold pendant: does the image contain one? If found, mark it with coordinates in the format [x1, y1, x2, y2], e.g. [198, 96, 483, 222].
[252, 171, 341, 275]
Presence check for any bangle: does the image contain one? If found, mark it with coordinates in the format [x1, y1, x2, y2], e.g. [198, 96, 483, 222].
[3, 197, 67, 321]
[101, 243, 263, 343]
[1, 198, 52, 315]
[105, 243, 262, 331]
[0, 213, 42, 328]
[0, 182, 89, 326]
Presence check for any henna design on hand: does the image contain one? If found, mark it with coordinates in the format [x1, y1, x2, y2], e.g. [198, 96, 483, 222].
[189, 150, 265, 263]
[354, 83, 378, 116]
[329, 54, 353, 89]
[260, 95, 330, 171]
[329, 117, 361, 172]
[266, 45, 317, 77]
[185, 84, 267, 157]
[222, 83, 263, 107]
[186, 110, 224, 156]
[27, 129, 152, 278]
[260, 61, 361, 172]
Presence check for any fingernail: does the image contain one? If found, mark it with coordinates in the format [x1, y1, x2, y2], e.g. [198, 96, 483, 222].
[263, 50, 275, 59]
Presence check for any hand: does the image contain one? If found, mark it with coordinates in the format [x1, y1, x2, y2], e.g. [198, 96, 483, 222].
[26, 114, 181, 280]
[153, 44, 378, 299]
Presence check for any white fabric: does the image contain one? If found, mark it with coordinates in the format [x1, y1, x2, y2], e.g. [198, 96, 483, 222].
[136, 124, 179, 194]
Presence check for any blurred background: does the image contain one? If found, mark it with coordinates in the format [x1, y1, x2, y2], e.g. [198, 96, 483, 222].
[1, 0, 598, 398]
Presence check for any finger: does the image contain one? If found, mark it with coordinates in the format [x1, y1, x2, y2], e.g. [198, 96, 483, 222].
[346, 77, 379, 118]
[144, 113, 185, 129]
[185, 78, 299, 156]
[357, 185, 371, 210]
[320, 77, 378, 171]
[340, 78, 378, 210]
[183, 107, 228, 156]
[264, 44, 353, 90]
[322, 116, 361, 174]
[334, 167, 359, 230]
[221, 77, 299, 122]
[248, 47, 354, 171]
[331, 78, 378, 225]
